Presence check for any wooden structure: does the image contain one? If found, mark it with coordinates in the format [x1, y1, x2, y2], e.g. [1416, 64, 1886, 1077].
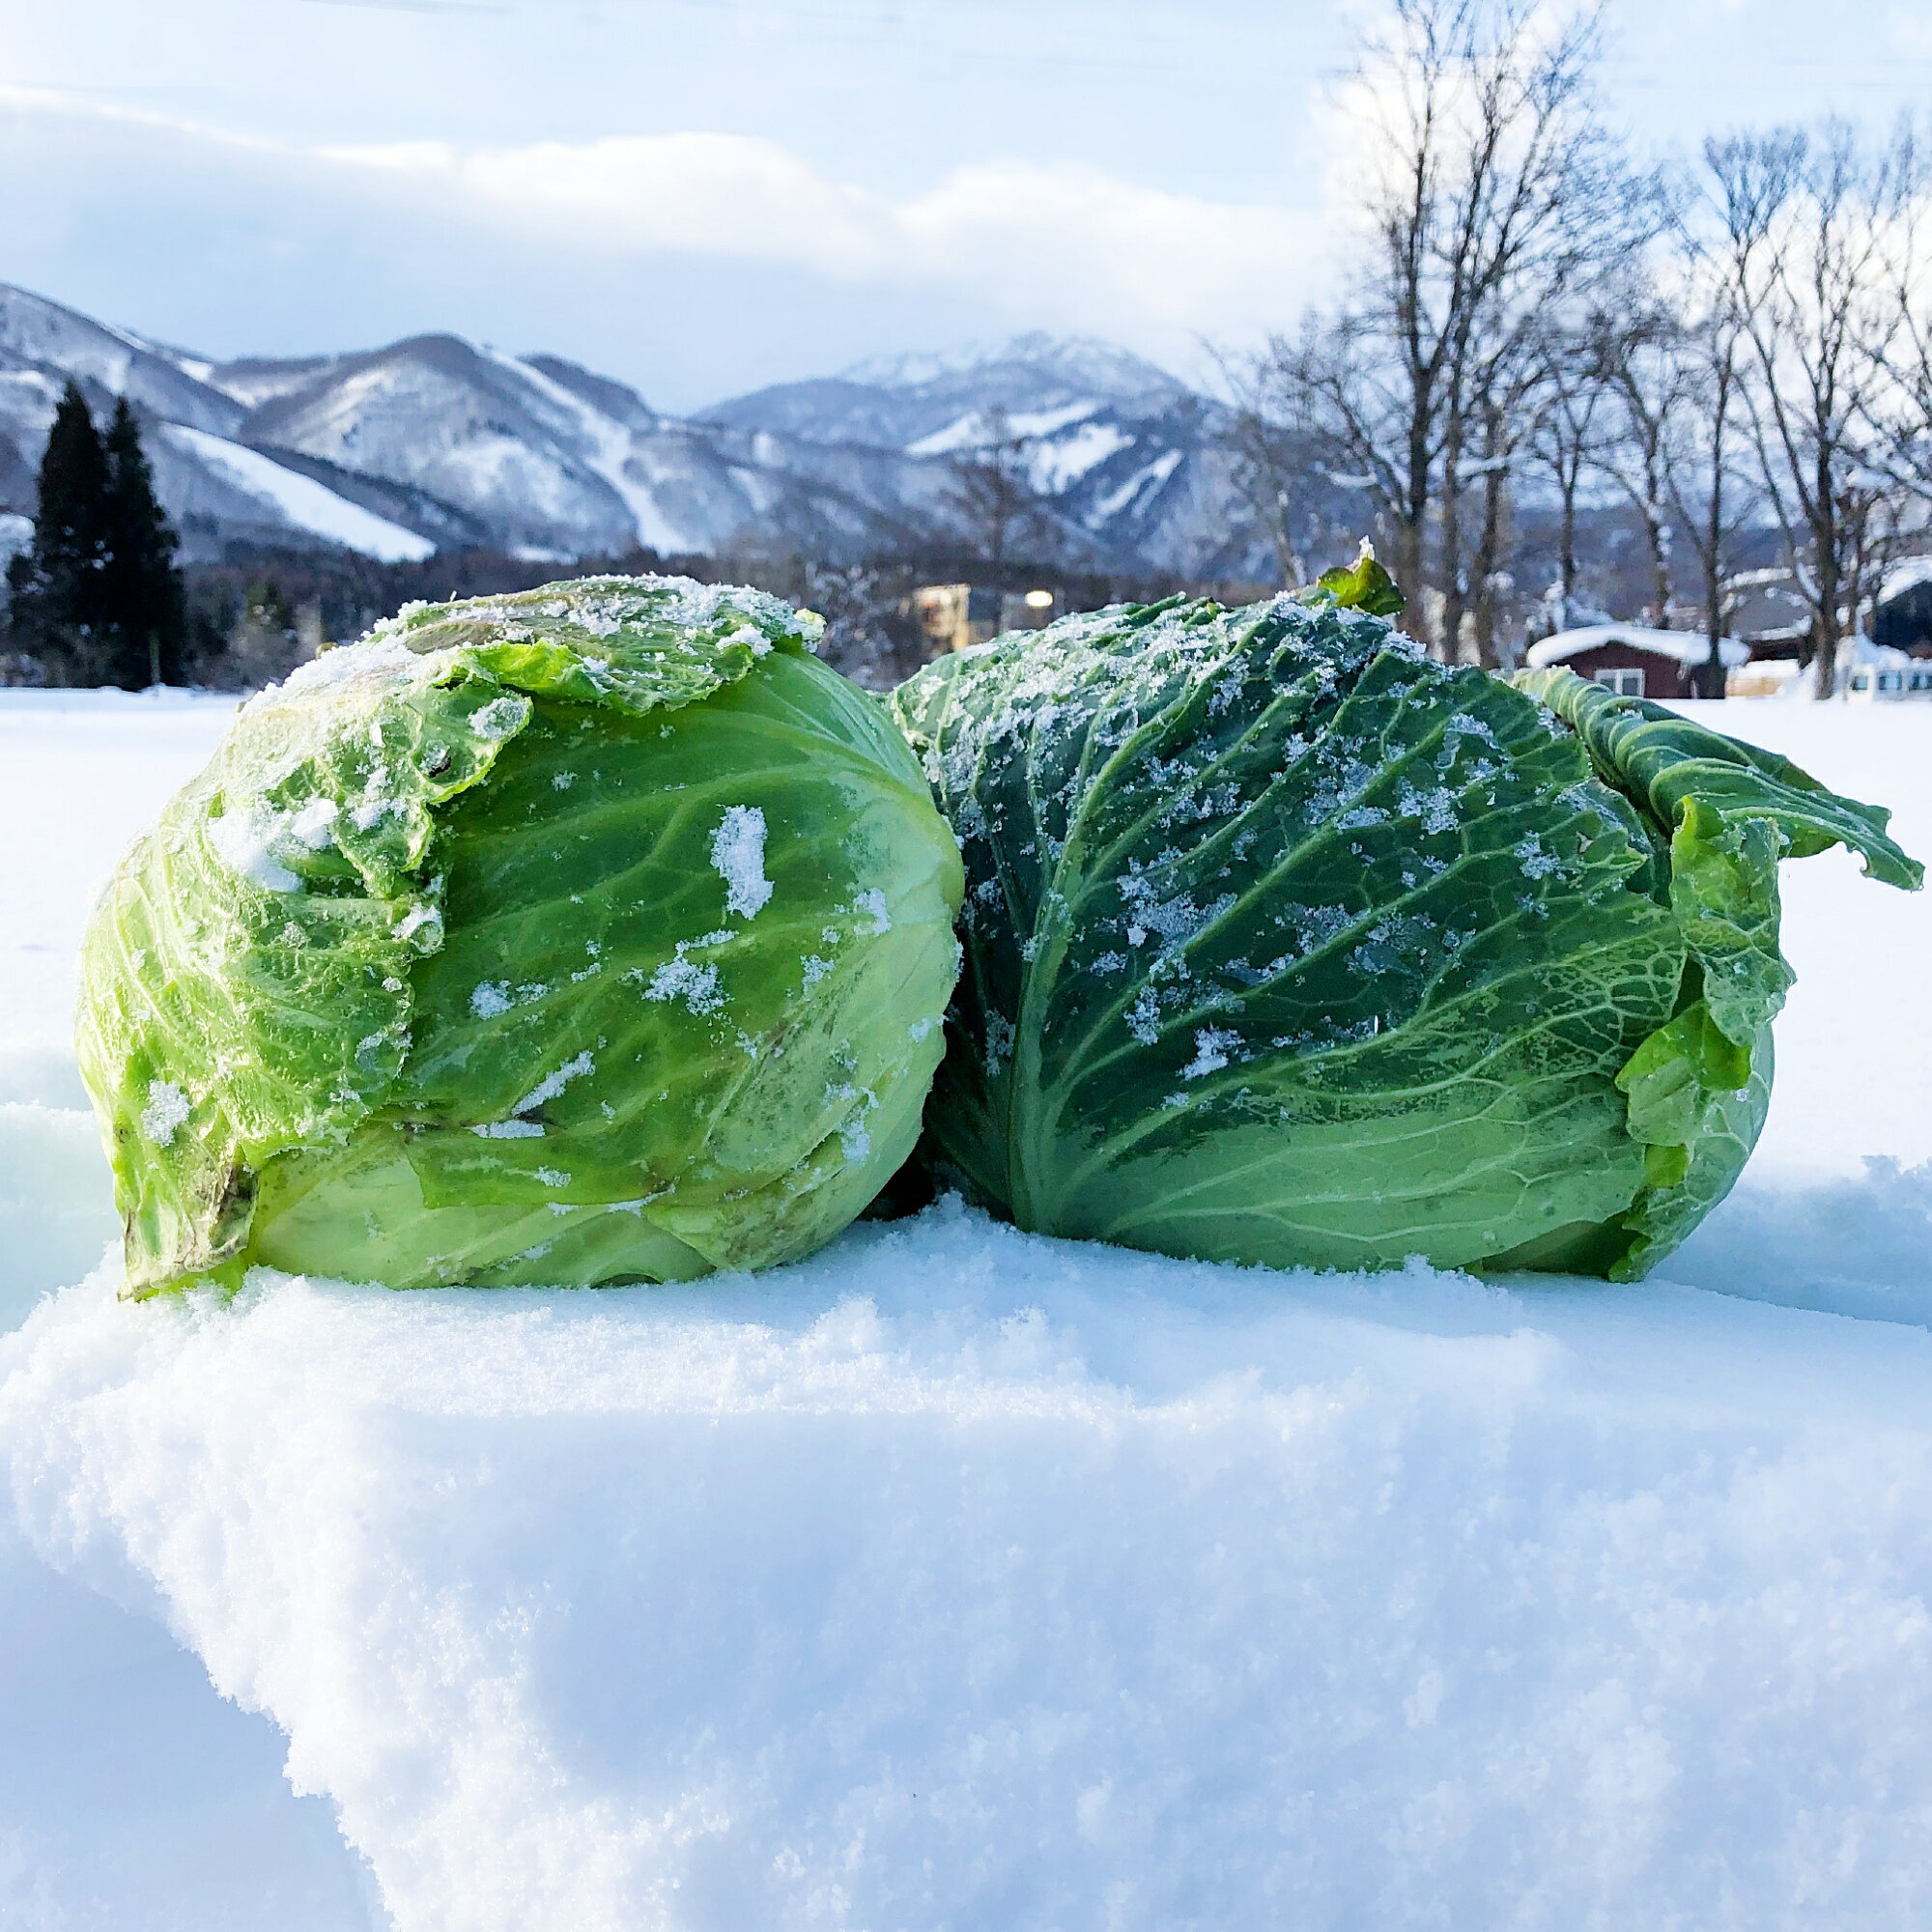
[1523, 625, 1749, 701]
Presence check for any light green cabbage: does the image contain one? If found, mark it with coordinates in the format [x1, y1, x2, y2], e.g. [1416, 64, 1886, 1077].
[889, 580, 1919, 1280]
[80, 576, 963, 1297]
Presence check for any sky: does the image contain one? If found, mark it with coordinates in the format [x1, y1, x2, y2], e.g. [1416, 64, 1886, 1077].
[0, 0, 1926, 410]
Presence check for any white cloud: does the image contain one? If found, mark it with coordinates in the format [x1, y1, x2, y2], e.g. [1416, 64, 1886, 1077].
[330, 132, 889, 275]
[0, 81, 1337, 396]
[324, 130, 1328, 345]
[1888, 6, 1932, 56]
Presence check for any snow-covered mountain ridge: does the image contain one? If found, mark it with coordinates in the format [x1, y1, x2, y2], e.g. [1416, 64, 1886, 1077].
[0, 286, 1268, 577]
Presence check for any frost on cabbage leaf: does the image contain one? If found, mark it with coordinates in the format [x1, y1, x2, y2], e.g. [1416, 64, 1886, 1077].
[890, 589, 1920, 1280]
[79, 575, 963, 1297]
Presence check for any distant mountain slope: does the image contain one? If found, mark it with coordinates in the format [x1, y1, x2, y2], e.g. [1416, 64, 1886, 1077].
[708, 333, 1190, 445]
[0, 285, 243, 437]
[0, 287, 456, 563]
[702, 334, 1267, 578]
[0, 285, 1270, 577]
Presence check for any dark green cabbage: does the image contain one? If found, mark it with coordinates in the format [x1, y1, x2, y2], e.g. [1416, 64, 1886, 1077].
[890, 592, 1919, 1280]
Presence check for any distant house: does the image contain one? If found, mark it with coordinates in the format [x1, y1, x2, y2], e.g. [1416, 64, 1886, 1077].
[905, 583, 1057, 657]
[1722, 568, 1813, 660]
[1523, 625, 1749, 701]
[1875, 556, 1932, 656]
[1719, 559, 1932, 662]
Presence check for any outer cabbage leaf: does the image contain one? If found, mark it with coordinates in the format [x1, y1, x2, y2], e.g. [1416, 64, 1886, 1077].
[79, 576, 963, 1297]
[893, 604, 1918, 1282]
[1514, 666, 1921, 1276]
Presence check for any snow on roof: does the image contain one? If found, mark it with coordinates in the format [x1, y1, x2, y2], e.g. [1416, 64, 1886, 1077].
[1880, 554, 1932, 603]
[1841, 633, 1918, 668]
[1525, 624, 1749, 671]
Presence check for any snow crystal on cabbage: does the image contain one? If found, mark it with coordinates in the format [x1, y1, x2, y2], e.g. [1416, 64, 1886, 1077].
[468, 696, 526, 742]
[711, 806, 774, 920]
[288, 798, 338, 850]
[1515, 835, 1562, 880]
[1180, 1029, 1240, 1079]
[350, 763, 399, 832]
[983, 1013, 1016, 1073]
[513, 1051, 596, 1117]
[827, 1083, 880, 1166]
[640, 935, 732, 1017]
[393, 904, 440, 948]
[140, 1080, 191, 1147]
[1397, 783, 1460, 835]
[206, 803, 302, 894]
[272, 634, 428, 699]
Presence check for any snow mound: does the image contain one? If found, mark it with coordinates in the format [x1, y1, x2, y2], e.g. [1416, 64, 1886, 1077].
[0, 1506, 377, 1932]
[10, 1201, 1932, 1931]
[0, 1103, 114, 1329]
[1672, 1158, 1932, 1326]
[1, 692, 1929, 1928]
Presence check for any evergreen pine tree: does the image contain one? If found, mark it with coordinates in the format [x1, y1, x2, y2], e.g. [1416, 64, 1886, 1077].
[5, 382, 111, 683]
[100, 397, 187, 688]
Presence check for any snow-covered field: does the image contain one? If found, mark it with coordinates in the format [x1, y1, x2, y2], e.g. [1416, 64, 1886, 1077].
[2, 689, 1929, 1930]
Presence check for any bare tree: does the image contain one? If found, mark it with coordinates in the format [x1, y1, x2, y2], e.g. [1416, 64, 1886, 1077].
[1210, 348, 1350, 587]
[1526, 310, 1612, 634]
[1250, 0, 1634, 663]
[1863, 126, 1932, 511]
[944, 408, 1054, 570]
[1650, 222, 1762, 697]
[1461, 306, 1550, 663]
[1705, 121, 1917, 696]
[1592, 291, 1692, 628]
[798, 558, 932, 692]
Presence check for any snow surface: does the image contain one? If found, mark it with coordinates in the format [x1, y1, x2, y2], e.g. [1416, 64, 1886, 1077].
[0, 510, 32, 567]
[1881, 554, 1932, 602]
[162, 425, 435, 563]
[1, 692, 1930, 1929]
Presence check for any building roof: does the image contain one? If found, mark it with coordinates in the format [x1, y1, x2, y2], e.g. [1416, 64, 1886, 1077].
[1525, 625, 1750, 671]
[1880, 555, 1932, 603]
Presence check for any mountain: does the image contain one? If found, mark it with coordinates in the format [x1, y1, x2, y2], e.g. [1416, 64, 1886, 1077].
[0, 285, 1270, 578]
[700, 333, 1266, 578]
[707, 334, 1189, 446]
[0, 287, 437, 563]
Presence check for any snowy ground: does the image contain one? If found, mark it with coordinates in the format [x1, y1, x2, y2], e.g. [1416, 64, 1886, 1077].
[1, 689, 1929, 1930]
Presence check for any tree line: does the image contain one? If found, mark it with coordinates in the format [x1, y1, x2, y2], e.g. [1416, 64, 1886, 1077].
[1222, 0, 1932, 697]
[3, 382, 188, 688]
